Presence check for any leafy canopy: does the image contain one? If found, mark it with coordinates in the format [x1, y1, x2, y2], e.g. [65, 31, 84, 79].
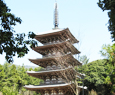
[0, 62, 42, 95]
[79, 59, 111, 94]
[100, 44, 115, 93]
[0, 0, 37, 63]
[97, 0, 115, 41]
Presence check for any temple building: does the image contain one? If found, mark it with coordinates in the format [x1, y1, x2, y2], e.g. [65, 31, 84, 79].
[24, 1, 85, 95]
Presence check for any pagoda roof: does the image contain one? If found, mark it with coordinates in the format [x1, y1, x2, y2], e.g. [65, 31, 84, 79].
[24, 83, 84, 91]
[35, 28, 79, 44]
[32, 41, 80, 55]
[29, 53, 82, 68]
[24, 83, 72, 91]
[26, 67, 74, 78]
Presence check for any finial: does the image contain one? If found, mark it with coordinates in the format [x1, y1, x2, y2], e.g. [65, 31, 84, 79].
[54, 0, 59, 29]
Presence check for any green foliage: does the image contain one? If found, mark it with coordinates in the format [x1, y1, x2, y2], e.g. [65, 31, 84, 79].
[0, 0, 37, 63]
[80, 59, 107, 86]
[79, 59, 112, 94]
[0, 62, 42, 95]
[0, 65, 5, 91]
[80, 44, 115, 94]
[97, 0, 115, 41]
[100, 44, 115, 93]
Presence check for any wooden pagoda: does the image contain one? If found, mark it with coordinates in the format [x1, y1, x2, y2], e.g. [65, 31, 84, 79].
[24, 1, 85, 95]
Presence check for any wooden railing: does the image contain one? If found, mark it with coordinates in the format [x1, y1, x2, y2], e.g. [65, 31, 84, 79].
[40, 66, 62, 71]
[39, 80, 66, 86]
[43, 40, 63, 46]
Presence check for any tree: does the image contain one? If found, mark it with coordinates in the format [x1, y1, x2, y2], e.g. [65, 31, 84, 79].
[97, 0, 115, 41]
[1, 63, 23, 95]
[100, 44, 115, 94]
[0, 62, 42, 95]
[78, 59, 112, 95]
[79, 55, 89, 65]
[0, 64, 5, 91]
[0, 0, 37, 63]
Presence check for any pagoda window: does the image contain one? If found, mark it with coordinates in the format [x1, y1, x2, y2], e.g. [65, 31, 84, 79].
[52, 76, 56, 80]
[51, 90, 57, 95]
[52, 65, 57, 70]
[57, 65, 61, 69]
[58, 90, 63, 95]
[56, 40, 60, 43]
[44, 91, 49, 95]
[49, 41, 52, 44]
[46, 77, 50, 84]
[51, 76, 57, 84]
[58, 76, 63, 83]
[47, 65, 52, 70]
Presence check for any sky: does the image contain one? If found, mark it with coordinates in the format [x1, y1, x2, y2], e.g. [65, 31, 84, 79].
[0, 0, 113, 66]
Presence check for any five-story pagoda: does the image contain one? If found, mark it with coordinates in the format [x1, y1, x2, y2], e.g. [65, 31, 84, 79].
[24, 1, 84, 95]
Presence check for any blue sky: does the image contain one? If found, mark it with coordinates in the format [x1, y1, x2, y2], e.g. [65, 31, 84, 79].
[0, 0, 113, 66]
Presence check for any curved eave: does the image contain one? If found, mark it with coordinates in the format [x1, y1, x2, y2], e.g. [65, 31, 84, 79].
[26, 67, 73, 78]
[32, 41, 80, 55]
[35, 28, 79, 44]
[66, 28, 79, 43]
[24, 83, 71, 91]
[29, 53, 82, 68]
[29, 57, 55, 68]
[24, 83, 84, 91]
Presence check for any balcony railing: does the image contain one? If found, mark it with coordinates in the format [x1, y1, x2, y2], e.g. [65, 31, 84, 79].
[40, 65, 62, 71]
[42, 53, 62, 58]
[39, 80, 66, 86]
[43, 39, 70, 46]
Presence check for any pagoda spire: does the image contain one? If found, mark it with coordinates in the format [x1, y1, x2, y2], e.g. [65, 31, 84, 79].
[54, 0, 59, 29]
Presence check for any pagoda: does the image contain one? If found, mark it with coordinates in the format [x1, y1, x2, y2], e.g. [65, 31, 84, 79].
[24, 1, 84, 95]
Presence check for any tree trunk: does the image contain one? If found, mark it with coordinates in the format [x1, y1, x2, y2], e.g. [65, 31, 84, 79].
[75, 79, 79, 95]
